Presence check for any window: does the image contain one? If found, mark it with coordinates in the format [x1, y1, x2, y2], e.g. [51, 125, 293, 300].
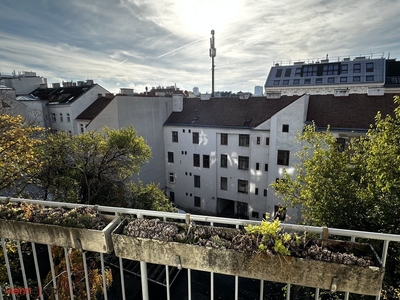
[169, 172, 175, 183]
[256, 163, 259, 170]
[275, 69, 282, 77]
[238, 156, 249, 170]
[192, 132, 199, 144]
[284, 68, 292, 77]
[327, 77, 335, 83]
[255, 188, 259, 195]
[51, 113, 56, 122]
[353, 63, 361, 73]
[221, 154, 227, 168]
[366, 75, 374, 81]
[193, 154, 200, 167]
[336, 138, 346, 152]
[273, 80, 280, 85]
[265, 137, 270, 145]
[341, 64, 348, 74]
[304, 78, 311, 84]
[239, 134, 249, 147]
[316, 78, 323, 84]
[203, 155, 210, 168]
[295, 68, 301, 77]
[293, 79, 300, 84]
[183, 129, 185, 132]
[277, 150, 290, 166]
[221, 133, 228, 145]
[302, 65, 317, 76]
[221, 177, 227, 190]
[257, 137, 260, 145]
[167, 151, 174, 163]
[263, 189, 267, 197]
[366, 62, 374, 72]
[340, 77, 347, 83]
[252, 211, 259, 219]
[353, 76, 361, 82]
[238, 179, 248, 193]
[322, 64, 339, 75]
[59, 113, 63, 122]
[172, 131, 178, 142]
[79, 123, 84, 133]
[282, 80, 289, 85]
[169, 191, 175, 202]
[282, 124, 289, 132]
[194, 175, 200, 188]
[66, 113, 70, 122]
[194, 196, 201, 207]
[265, 164, 269, 171]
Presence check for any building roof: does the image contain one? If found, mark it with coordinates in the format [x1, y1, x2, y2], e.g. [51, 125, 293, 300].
[164, 96, 299, 128]
[307, 93, 398, 130]
[76, 96, 114, 120]
[31, 84, 97, 105]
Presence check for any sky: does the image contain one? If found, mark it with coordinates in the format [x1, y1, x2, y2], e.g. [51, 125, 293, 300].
[1, 0, 400, 94]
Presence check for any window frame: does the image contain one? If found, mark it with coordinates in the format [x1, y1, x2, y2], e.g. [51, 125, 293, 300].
[239, 134, 250, 147]
[366, 62, 374, 72]
[238, 179, 249, 194]
[192, 132, 199, 144]
[167, 151, 174, 163]
[194, 196, 201, 207]
[282, 124, 289, 132]
[277, 150, 290, 166]
[238, 156, 249, 170]
[172, 131, 178, 143]
[220, 177, 227, 190]
[169, 172, 175, 183]
[193, 154, 200, 167]
[203, 154, 210, 168]
[221, 133, 228, 145]
[220, 154, 228, 168]
[353, 63, 361, 73]
[194, 175, 201, 188]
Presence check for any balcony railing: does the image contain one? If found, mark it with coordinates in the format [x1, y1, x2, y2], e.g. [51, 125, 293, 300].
[1, 197, 400, 300]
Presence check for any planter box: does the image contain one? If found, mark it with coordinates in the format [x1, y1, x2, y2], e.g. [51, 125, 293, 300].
[112, 221, 385, 295]
[0, 215, 120, 253]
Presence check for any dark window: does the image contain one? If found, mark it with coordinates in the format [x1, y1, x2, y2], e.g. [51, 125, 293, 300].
[239, 134, 250, 147]
[221, 177, 227, 190]
[336, 138, 346, 152]
[284, 68, 292, 77]
[238, 180, 248, 193]
[255, 188, 259, 195]
[167, 151, 174, 163]
[169, 172, 175, 183]
[277, 150, 290, 166]
[181, 151, 184, 154]
[295, 68, 301, 77]
[221, 154, 227, 168]
[273, 80, 280, 85]
[283, 80, 289, 85]
[183, 129, 185, 132]
[221, 133, 228, 145]
[203, 155, 210, 168]
[366, 62, 374, 72]
[194, 175, 200, 188]
[282, 124, 289, 132]
[192, 132, 199, 144]
[353, 76, 361, 82]
[322, 64, 339, 75]
[172, 131, 178, 142]
[316, 78, 323, 84]
[327, 77, 335, 83]
[293, 79, 300, 84]
[366, 75, 374, 81]
[238, 156, 249, 170]
[193, 154, 200, 167]
[257, 137, 260, 145]
[340, 77, 347, 83]
[275, 69, 282, 77]
[353, 63, 361, 73]
[263, 189, 267, 197]
[169, 191, 175, 202]
[302, 65, 317, 76]
[189, 129, 191, 133]
[266, 137, 270, 145]
[194, 196, 201, 207]
[252, 211, 259, 219]
[304, 78, 311, 84]
[341, 64, 348, 74]
[256, 163, 259, 170]
[265, 164, 268, 172]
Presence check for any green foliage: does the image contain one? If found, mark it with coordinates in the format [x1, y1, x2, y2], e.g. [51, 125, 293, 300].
[128, 181, 177, 212]
[33, 126, 151, 205]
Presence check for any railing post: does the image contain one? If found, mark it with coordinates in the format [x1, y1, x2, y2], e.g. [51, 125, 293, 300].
[137, 214, 149, 300]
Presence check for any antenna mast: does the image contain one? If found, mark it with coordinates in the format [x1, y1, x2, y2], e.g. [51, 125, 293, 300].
[209, 30, 216, 97]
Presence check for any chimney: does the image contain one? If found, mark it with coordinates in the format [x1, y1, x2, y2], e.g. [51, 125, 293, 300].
[172, 94, 183, 112]
[97, 93, 103, 98]
[105, 93, 114, 99]
[120, 88, 134, 96]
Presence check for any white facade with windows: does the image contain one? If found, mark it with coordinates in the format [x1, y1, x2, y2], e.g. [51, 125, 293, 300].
[164, 95, 309, 221]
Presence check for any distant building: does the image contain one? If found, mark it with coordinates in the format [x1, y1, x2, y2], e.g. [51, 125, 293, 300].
[0, 71, 47, 95]
[193, 87, 199, 96]
[254, 86, 263, 96]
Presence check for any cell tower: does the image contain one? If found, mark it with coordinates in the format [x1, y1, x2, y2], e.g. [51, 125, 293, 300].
[209, 30, 216, 97]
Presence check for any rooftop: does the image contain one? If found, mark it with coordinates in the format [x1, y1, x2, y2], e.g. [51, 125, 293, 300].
[31, 84, 97, 105]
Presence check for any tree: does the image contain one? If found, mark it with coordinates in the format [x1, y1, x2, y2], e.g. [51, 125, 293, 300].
[0, 114, 43, 195]
[272, 95, 400, 297]
[34, 126, 151, 206]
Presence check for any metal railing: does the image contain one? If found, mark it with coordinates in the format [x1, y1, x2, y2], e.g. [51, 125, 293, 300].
[1, 197, 400, 300]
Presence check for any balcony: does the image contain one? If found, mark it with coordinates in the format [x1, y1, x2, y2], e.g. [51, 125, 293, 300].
[1, 197, 400, 300]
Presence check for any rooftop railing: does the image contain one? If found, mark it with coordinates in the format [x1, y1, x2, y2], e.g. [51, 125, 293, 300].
[1, 197, 400, 300]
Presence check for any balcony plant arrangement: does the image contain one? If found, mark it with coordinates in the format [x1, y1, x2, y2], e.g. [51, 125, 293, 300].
[0, 201, 120, 253]
[111, 216, 385, 295]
